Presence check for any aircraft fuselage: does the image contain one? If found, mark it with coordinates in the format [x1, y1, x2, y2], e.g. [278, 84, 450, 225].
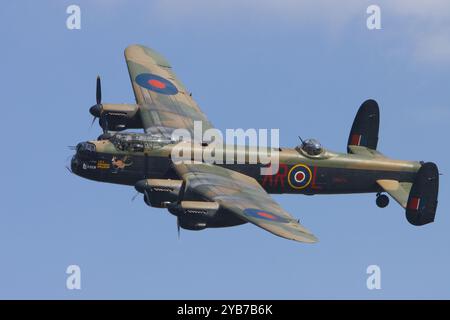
[71, 138, 420, 196]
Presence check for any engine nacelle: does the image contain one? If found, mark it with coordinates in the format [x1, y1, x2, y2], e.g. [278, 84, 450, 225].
[168, 201, 220, 216]
[91, 103, 142, 131]
[168, 201, 220, 230]
[178, 218, 207, 231]
[135, 179, 183, 208]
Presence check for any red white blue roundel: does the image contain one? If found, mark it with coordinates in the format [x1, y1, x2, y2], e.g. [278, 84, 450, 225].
[244, 208, 289, 223]
[288, 164, 312, 190]
[135, 73, 178, 95]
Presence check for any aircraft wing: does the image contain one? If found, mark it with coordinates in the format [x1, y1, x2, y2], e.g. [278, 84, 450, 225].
[124, 44, 213, 138]
[173, 162, 318, 243]
[376, 179, 412, 208]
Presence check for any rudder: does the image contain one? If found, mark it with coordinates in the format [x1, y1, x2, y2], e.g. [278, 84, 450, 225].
[348, 99, 380, 153]
[406, 162, 439, 226]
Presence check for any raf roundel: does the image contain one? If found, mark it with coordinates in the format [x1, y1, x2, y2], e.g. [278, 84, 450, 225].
[288, 164, 312, 190]
[135, 73, 178, 95]
[243, 208, 289, 223]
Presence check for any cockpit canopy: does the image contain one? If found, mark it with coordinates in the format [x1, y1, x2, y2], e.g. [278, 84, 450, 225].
[107, 132, 174, 152]
[299, 138, 323, 156]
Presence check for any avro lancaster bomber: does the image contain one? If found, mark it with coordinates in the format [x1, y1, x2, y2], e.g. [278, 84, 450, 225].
[70, 44, 439, 243]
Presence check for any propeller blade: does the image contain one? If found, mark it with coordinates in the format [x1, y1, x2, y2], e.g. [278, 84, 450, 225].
[143, 189, 150, 203]
[65, 165, 73, 174]
[131, 192, 139, 202]
[177, 217, 180, 240]
[90, 116, 97, 129]
[103, 118, 108, 134]
[89, 76, 102, 129]
[96, 75, 102, 105]
[99, 116, 108, 134]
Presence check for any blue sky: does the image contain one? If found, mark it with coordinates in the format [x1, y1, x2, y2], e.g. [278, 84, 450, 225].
[0, 0, 449, 299]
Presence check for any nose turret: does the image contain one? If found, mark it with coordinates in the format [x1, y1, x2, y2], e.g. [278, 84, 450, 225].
[70, 141, 97, 175]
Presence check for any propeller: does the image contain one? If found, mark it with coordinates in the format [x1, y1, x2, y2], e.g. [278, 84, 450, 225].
[177, 217, 180, 240]
[89, 76, 107, 133]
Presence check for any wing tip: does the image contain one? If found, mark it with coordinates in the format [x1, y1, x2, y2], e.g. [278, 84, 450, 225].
[291, 233, 319, 244]
[125, 44, 171, 68]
